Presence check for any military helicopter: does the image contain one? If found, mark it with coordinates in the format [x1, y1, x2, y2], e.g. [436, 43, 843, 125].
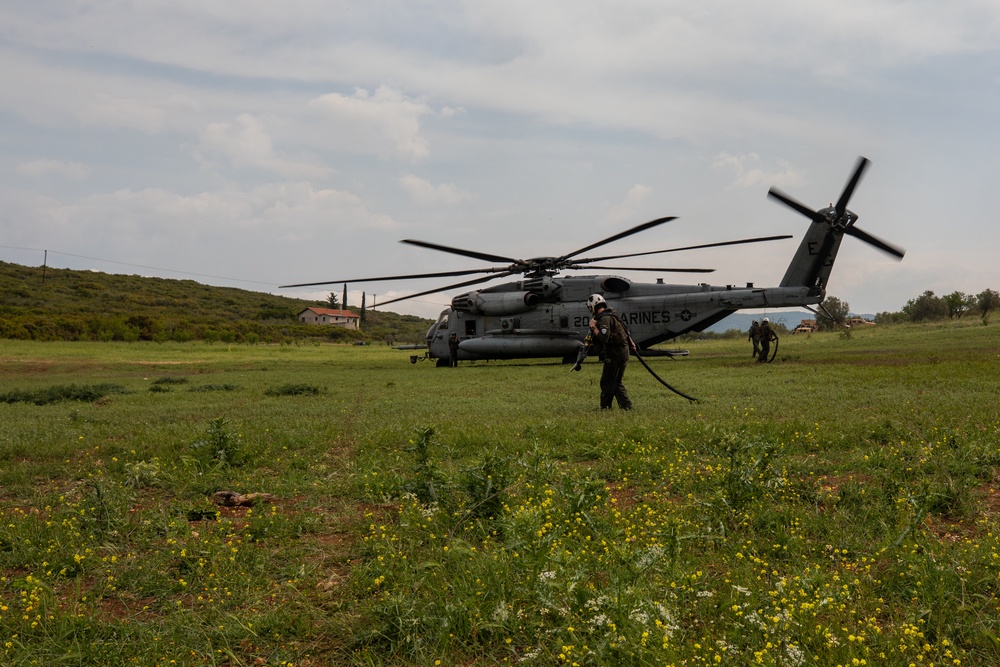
[282, 156, 903, 366]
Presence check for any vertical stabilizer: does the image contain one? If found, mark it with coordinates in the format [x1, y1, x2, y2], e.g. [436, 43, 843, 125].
[779, 217, 845, 293]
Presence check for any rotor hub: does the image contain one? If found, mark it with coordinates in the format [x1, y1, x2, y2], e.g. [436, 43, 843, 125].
[519, 257, 563, 277]
[819, 206, 858, 232]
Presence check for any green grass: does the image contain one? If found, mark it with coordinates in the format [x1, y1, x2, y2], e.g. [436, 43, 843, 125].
[1, 321, 999, 665]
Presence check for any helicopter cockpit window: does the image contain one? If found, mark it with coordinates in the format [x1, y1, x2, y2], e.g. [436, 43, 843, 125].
[465, 320, 477, 336]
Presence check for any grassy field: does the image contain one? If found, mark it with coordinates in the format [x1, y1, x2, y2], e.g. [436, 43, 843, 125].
[1, 321, 999, 666]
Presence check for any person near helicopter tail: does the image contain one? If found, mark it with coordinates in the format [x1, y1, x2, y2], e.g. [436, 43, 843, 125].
[748, 320, 761, 357]
[587, 294, 635, 410]
[757, 317, 778, 363]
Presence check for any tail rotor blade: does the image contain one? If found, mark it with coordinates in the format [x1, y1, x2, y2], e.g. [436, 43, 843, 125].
[835, 156, 870, 220]
[845, 226, 905, 260]
[767, 188, 824, 223]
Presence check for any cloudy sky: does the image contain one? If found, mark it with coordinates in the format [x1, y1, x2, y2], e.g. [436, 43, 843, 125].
[2, 1, 998, 319]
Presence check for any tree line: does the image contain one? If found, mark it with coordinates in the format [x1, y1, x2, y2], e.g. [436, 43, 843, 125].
[702, 288, 1000, 339]
[874, 289, 1000, 325]
[816, 289, 1000, 329]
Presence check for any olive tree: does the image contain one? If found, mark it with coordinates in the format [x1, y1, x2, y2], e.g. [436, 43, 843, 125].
[943, 291, 976, 319]
[902, 290, 948, 322]
[977, 288, 1000, 323]
[818, 295, 850, 330]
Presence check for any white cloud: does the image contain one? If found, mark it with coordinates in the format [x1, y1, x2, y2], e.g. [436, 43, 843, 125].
[600, 184, 653, 227]
[77, 93, 166, 135]
[16, 159, 91, 181]
[624, 184, 652, 206]
[399, 174, 470, 205]
[67, 182, 394, 237]
[712, 153, 802, 191]
[309, 86, 433, 160]
[197, 114, 334, 180]
[0, 181, 397, 282]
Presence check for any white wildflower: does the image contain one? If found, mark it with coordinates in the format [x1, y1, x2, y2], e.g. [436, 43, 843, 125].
[590, 613, 610, 627]
[629, 609, 649, 624]
[785, 643, 806, 666]
[492, 601, 510, 623]
[519, 647, 542, 662]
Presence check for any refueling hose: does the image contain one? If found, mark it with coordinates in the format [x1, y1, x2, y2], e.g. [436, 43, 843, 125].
[631, 348, 699, 402]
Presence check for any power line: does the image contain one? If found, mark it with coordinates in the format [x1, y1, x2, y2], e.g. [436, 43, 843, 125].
[0, 244, 275, 287]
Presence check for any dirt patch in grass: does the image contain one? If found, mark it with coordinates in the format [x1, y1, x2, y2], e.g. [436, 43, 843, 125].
[606, 482, 642, 512]
[96, 594, 161, 622]
[354, 502, 400, 524]
[0, 361, 56, 376]
[135, 361, 205, 366]
[813, 473, 873, 493]
[978, 481, 1000, 517]
[921, 514, 972, 543]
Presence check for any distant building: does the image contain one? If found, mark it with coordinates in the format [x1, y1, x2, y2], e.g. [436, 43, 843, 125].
[298, 307, 360, 330]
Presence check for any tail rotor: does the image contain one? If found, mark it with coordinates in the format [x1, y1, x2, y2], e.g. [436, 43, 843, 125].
[768, 156, 905, 260]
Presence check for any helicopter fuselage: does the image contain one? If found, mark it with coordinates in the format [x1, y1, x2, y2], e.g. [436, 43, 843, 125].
[424, 274, 821, 363]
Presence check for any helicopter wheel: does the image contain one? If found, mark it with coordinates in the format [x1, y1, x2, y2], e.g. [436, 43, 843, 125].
[435, 358, 449, 368]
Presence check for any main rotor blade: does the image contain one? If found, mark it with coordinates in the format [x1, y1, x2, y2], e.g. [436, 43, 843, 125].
[400, 239, 520, 264]
[375, 271, 516, 307]
[572, 265, 714, 273]
[279, 266, 509, 289]
[559, 216, 678, 261]
[573, 234, 793, 263]
[845, 225, 905, 260]
[835, 156, 869, 220]
[767, 188, 824, 222]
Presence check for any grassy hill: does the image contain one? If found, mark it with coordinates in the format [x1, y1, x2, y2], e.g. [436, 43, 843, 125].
[0, 260, 432, 343]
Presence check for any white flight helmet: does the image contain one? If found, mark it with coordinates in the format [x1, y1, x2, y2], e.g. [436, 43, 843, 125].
[762, 317, 769, 323]
[586, 294, 607, 315]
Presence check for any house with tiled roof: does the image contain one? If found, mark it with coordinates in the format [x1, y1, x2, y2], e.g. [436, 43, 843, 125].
[297, 307, 360, 330]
